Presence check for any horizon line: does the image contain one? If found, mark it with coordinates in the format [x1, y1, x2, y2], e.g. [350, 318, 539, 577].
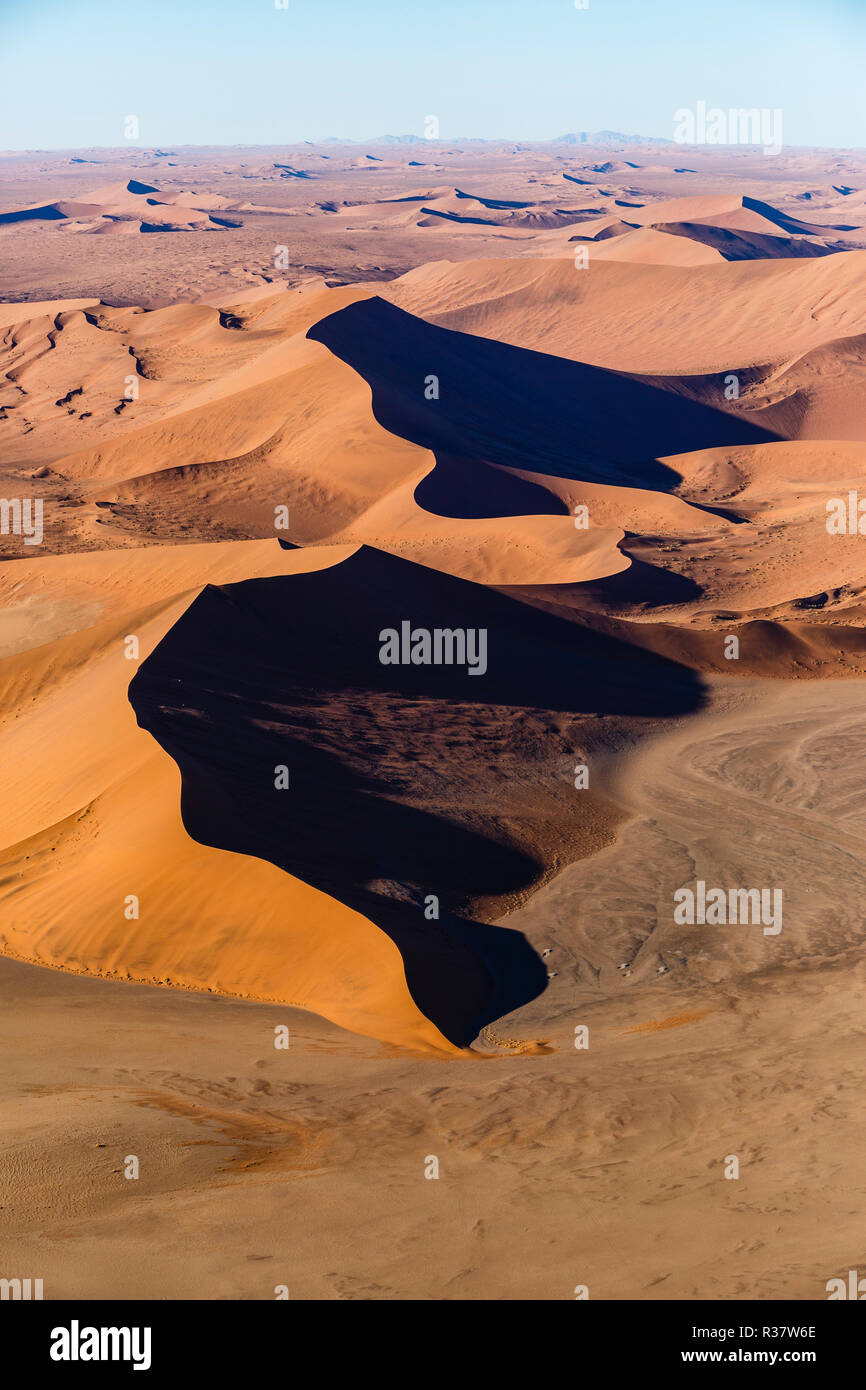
[3, 135, 866, 156]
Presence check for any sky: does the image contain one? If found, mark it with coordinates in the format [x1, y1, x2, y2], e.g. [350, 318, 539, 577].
[1, 0, 865, 151]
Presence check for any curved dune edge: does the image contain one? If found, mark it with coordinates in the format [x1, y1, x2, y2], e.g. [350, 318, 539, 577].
[0, 748, 457, 1054]
[0, 539, 458, 1054]
[1, 287, 641, 589]
[324, 472, 632, 586]
[573, 225, 725, 265]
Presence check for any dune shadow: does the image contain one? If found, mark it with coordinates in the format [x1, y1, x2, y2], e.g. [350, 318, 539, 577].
[657, 221, 837, 261]
[129, 546, 706, 1046]
[0, 204, 66, 224]
[307, 296, 780, 519]
[419, 207, 498, 226]
[415, 453, 570, 519]
[572, 540, 706, 609]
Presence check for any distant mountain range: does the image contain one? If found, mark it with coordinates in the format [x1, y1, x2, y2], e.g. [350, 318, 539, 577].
[556, 130, 675, 146]
[308, 131, 675, 147]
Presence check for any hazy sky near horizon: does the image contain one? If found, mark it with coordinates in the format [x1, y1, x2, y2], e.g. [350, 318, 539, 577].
[1, 0, 865, 151]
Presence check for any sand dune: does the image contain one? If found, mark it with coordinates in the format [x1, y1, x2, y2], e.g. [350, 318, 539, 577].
[651, 220, 836, 260]
[614, 191, 857, 237]
[4, 142, 866, 1302]
[127, 544, 709, 1044]
[575, 224, 725, 264]
[1, 283, 710, 584]
[0, 538, 462, 1051]
[0, 177, 300, 236]
[385, 248, 866, 372]
[317, 186, 866, 262]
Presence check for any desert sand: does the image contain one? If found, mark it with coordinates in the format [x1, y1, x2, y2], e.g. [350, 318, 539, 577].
[2, 141, 866, 1300]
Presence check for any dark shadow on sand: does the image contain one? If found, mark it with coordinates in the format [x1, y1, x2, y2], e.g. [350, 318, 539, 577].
[129, 547, 706, 1045]
[307, 297, 780, 519]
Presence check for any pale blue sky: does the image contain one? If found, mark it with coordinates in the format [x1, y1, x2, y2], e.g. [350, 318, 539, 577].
[1, 0, 864, 150]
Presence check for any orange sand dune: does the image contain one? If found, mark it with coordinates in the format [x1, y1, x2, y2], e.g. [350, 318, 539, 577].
[0, 536, 701, 1049]
[650, 221, 835, 261]
[556, 190, 858, 264]
[0, 538, 457, 1051]
[633, 333, 866, 443]
[0, 282, 374, 470]
[384, 249, 866, 373]
[577, 225, 724, 265]
[620, 191, 859, 237]
[0, 287, 645, 586]
[125, 544, 710, 1040]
